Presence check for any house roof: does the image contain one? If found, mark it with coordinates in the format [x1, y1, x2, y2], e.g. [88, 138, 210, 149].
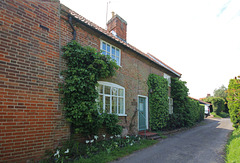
[67, 7, 182, 77]
[189, 96, 212, 105]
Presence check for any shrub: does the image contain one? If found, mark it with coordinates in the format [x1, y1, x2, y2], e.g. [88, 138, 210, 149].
[147, 74, 169, 130]
[227, 77, 240, 128]
[60, 41, 120, 137]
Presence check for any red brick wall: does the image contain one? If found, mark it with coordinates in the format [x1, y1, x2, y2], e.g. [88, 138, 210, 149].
[0, 0, 69, 162]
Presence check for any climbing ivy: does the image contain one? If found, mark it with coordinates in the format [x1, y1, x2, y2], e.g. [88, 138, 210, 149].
[59, 41, 120, 137]
[147, 74, 169, 130]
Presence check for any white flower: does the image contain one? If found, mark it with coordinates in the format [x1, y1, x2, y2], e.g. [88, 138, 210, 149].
[54, 150, 60, 158]
[117, 135, 121, 138]
[90, 139, 94, 143]
[64, 149, 69, 153]
[86, 140, 90, 144]
[94, 135, 98, 140]
[126, 136, 129, 138]
[110, 136, 113, 139]
[103, 134, 106, 138]
[130, 143, 133, 146]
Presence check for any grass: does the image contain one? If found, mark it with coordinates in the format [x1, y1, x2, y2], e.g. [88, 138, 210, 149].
[211, 112, 229, 118]
[74, 139, 158, 163]
[225, 128, 240, 163]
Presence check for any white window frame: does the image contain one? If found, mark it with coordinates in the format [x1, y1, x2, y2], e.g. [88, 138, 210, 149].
[164, 73, 171, 87]
[100, 40, 121, 66]
[168, 97, 173, 114]
[97, 81, 126, 116]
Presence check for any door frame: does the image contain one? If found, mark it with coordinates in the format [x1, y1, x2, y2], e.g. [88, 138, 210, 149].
[138, 95, 148, 131]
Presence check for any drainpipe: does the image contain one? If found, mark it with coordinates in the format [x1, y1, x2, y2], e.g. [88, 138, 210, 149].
[68, 14, 76, 40]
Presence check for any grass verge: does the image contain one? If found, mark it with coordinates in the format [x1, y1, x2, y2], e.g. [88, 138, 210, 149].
[74, 139, 158, 163]
[225, 128, 240, 163]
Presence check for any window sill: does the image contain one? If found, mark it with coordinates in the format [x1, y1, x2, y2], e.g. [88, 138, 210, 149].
[118, 114, 127, 117]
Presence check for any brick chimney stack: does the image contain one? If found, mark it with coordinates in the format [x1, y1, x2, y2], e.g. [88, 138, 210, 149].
[107, 12, 127, 41]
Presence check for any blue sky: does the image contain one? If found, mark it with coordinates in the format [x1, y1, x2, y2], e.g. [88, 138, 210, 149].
[61, 0, 240, 99]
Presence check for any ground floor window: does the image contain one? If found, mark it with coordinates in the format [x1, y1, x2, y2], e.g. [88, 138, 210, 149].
[97, 81, 125, 116]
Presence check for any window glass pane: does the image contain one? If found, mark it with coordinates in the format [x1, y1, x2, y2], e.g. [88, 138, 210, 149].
[105, 96, 110, 113]
[116, 49, 120, 57]
[107, 44, 110, 52]
[112, 47, 115, 55]
[112, 55, 115, 60]
[118, 89, 124, 96]
[118, 97, 124, 114]
[107, 52, 110, 56]
[102, 51, 106, 55]
[116, 58, 119, 65]
[112, 97, 117, 114]
[98, 85, 103, 94]
[102, 42, 106, 50]
[98, 95, 103, 113]
[105, 86, 111, 95]
[112, 87, 118, 96]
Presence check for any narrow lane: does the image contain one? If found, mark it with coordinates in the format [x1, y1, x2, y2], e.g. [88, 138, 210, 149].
[113, 118, 233, 163]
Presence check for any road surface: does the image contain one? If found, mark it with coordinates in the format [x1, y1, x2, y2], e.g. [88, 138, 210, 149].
[113, 118, 233, 163]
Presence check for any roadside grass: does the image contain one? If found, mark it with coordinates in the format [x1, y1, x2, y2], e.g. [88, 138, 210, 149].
[211, 112, 229, 118]
[74, 139, 158, 163]
[225, 128, 240, 163]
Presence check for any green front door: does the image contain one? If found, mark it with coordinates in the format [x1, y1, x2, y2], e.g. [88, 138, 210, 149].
[138, 96, 147, 131]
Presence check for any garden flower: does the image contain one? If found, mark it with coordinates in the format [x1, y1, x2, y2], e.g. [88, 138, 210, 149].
[86, 140, 90, 144]
[130, 143, 133, 146]
[103, 134, 106, 138]
[90, 139, 94, 143]
[94, 135, 98, 140]
[64, 148, 69, 153]
[54, 150, 60, 158]
[126, 136, 129, 138]
[110, 136, 113, 139]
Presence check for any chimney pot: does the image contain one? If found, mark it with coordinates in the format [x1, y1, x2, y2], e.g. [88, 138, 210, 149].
[111, 11, 115, 18]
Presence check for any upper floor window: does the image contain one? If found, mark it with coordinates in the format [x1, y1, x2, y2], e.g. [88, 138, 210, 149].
[97, 81, 126, 116]
[100, 40, 121, 66]
[164, 73, 171, 87]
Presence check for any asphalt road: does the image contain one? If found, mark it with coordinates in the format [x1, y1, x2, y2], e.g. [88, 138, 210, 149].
[113, 118, 234, 163]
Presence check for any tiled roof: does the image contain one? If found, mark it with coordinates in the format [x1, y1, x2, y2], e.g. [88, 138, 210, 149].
[68, 8, 182, 77]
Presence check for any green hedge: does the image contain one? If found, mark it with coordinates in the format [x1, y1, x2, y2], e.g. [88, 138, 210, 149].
[227, 77, 240, 128]
[164, 78, 204, 130]
[147, 74, 169, 130]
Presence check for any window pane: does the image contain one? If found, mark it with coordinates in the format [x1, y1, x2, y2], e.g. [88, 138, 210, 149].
[112, 97, 117, 114]
[98, 95, 104, 114]
[112, 55, 115, 60]
[116, 49, 120, 57]
[105, 96, 110, 113]
[98, 85, 103, 94]
[118, 89, 124, 96]
[116, 57, 119, 65]
[118, 97, 124, 114]
[102, 42, 106, 50]
[102, 51, 106, 55]
[105, 86, 111, 95]
[112, 87, 118, 96]
[107, 52, 110, 56]
[112, 47, 115, 55]
[107, 44, 110, 52]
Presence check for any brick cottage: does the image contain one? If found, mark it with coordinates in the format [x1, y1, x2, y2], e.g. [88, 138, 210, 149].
[0, 0, 181, 162]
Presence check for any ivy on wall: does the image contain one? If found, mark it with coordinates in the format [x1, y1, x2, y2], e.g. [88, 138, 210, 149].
[147, 74, 169, 130]
[59, 41, 121, 138]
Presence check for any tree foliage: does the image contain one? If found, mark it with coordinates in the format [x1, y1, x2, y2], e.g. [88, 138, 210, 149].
[214, 85, 227, 99]
[59, 41, 121, 137]
[147, 74, 169, 130]
[203, 96, 225, 114]
[227, 77, 240, 128]
[164, 78, 204, 129]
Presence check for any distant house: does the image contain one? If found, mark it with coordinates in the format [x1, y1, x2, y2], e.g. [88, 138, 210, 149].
[0, 1, 181, 162]
[189, 97, 212, 116]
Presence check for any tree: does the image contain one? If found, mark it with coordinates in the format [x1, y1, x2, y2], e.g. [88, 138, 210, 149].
[227, 76, 240, 128]
[214, 85, 227, 99]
